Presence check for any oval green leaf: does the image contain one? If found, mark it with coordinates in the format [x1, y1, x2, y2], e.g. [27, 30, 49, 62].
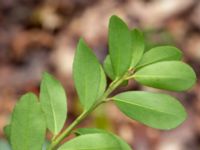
[109, 15, 132, 77]
[75, 128, 132, 150]
[73, 39, 106, 110]
[103, 55, 128, 86]
[131, 29, 145, 67]
[40, 72, 67, 135]
[59, 133, 131, 150]
[136, 46, 182, 69]
[75, 128, 107, 136]
[98, 67, 107, 98]
[11, 93, 46, 150]
[134, 61, 196, 91]
[113, 91, 187, 130]
[103, 55, 115, 80]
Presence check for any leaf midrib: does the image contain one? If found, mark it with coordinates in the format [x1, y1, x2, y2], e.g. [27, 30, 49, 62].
[44, 81, 58, 134]
[114, 98, 180, 118]
[137, 54, 180, 69]
[27, 100, 31, 150]
[134, 75, 193, 80]
[22, 103, 30, 150]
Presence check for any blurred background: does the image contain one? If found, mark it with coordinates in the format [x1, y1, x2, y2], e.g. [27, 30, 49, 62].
[0, 0, 200, 149]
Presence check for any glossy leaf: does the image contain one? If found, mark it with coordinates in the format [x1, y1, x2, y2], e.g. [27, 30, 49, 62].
[103, 55, 128, 86]
[109, 15, 132, 77]
[136, 46, 182, 69]
[59, 133, 131, 150]
[40, 72, 67, 135]
[134, 61, 196, 91]
[131, 29, 145, 67]
[73, 39, 106, 110]
[75, 128, 132, 150]
[97, 67, 107, 98]
[103, 55, 115, 80]
[114, 91, 187, 130]
[11, 93, 46, 150]
[75, 128, 107, 136]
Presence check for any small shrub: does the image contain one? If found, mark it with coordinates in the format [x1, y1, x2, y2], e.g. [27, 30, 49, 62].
[4, 15, 196, 150]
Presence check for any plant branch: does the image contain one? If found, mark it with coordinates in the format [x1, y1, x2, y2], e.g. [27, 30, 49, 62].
[125, 74, 135, 80]
[47, 110, 89, 150]
[47, 73, 129, 150]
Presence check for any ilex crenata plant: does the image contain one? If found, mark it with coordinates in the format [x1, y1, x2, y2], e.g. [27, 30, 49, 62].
[4, 15, 196, 150]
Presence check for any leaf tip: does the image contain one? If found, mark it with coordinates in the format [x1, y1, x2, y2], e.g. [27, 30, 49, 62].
[109, 15, 127, 26]
[78, 37, 84, 44]
[77, 38, 89, 52]
[42, 72, 51, 79]
[41, 72, 57, 85]
[22, 92, 37, 99]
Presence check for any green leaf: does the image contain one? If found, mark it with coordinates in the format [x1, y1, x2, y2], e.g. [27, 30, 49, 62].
[131, 29, 145, 67]
[113, 91, 187, 130]
[3, 125, 11, 142]
[75, 128, 131, 150]
[75, 128, 106, 136]
[11, 93, 46, 150]
[73, 39, 106, 110]
[109, 15, 132, 77]
[103, 55, 115, 80]
[103, 55, 129, 86]
[136, 46, 182, 69]
[59, 133, 131, 150]
[97, 67, 107, 98]
[40, 72, 67, 135]
[134, 61, 196, 91]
